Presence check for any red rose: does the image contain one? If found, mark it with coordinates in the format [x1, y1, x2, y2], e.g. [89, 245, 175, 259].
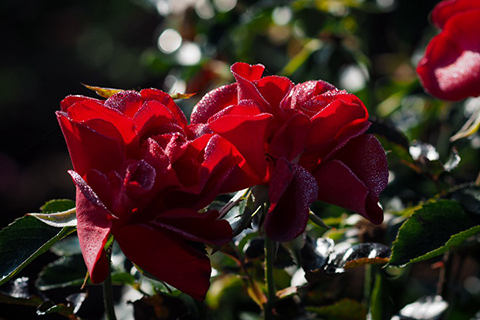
[417, 0, 480, 100]
[57, 89, 235, 300]
[191, 63, 388, 242]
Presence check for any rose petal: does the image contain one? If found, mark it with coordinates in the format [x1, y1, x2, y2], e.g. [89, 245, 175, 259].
[307, 98, 370, 158]
[315, 160, 371, 219]
[169, 134, 249, 209]
[66, 99, 138, 147]
[104, 90, 142, 118]
[431, 0, 480, 29]
[417, 10, 480, 101]
[281, 80, 338, 115]
[134, 101, 186, 139]
[230, 62, 265, 81]
[154, 209, 232, 246]
[57, 111, 125, 176]
[231, 65, 271, 110]
[267, 112, 311, 161]
[315, 135, 388, 224]
[265, 158, 319, 242]
[332, 135, 388, 204]
[190, 84, 238, 124]
[140, 88, 188, 127]
[255, 75, 294, 111]
[69, 170, 112, 283]
[208, 104, 273, 180]
[60, 95, 103, 112]
[114, 223, 212, 300]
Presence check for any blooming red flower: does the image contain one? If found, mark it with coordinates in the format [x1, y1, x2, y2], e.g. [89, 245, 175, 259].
[57, 88, 235, 300]
[417, 0, 480, 100]
[191, 63, 389, 242]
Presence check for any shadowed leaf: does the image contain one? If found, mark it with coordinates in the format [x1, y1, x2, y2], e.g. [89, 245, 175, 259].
[389, 199, 480, 267]
[0, 216, 75, 286]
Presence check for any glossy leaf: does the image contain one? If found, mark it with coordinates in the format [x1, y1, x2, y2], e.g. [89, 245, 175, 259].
[448, 184, 480, 215]
[389, 199, 480, 267]
[0, 277, 42, 306]
[300, 237, 335, 272]
[0, 216, 75, 286]
[325, 243, 390, 274]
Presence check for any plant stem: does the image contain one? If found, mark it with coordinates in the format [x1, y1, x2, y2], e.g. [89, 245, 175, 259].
[264, 234, 276, 319]
[103, 246, 117, 320]
[436, 251, 453, 299]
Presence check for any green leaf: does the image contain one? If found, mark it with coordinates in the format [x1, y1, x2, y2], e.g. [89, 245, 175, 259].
[27, 208, 77, 228]
[0, 216, 76, 286]
[30, 199, 77, 228]
[40, 199, 75, 213]
[306, 298, 367, 320]
[37, 254, 135, 290]
[36, 255, 87, 290]
[388, 200, 480, 267]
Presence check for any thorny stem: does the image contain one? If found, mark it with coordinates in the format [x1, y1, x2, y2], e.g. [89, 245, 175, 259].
[103, 245, 117, 320]
[264, 234, 276, 319]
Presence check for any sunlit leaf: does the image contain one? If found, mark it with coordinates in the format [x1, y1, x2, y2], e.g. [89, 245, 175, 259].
[0, 216, 76, 286]
[82, 84, 124, 98]
[388, 200, 480, 267]
[28, 208, 77, 228]
[247, 279, 267, 310]
[450, 103, 480, 142]
[169, 92, 196, 100]
[306, 298, 367, 320]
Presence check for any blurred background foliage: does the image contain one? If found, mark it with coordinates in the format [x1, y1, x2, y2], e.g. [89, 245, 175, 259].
[2, 0, 480, 319]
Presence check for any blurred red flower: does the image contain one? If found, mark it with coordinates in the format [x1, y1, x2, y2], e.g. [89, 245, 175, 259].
[191, 63, 389, 242]
[417, 0, 480, 100]
[57, 89, 235, 300]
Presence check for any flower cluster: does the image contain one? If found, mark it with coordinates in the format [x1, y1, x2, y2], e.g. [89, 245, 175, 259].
[417, 0, 480, 101]
[192, 63, 389, 242]
[58, 63, 389, 300]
